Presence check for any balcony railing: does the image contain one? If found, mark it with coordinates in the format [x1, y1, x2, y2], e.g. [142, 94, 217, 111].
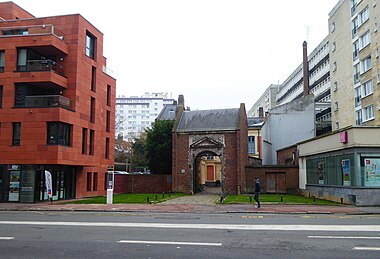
[18, 59, 64, 75]
[355, 96, 361, 107]
[0, 24, 64, 40]
[23, 95, 72, 109]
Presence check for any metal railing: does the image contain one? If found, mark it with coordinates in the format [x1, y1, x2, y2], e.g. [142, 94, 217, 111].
[17, 59, 64, 75]
[24, 95, 72, 109]
[0, 24, 64, 40]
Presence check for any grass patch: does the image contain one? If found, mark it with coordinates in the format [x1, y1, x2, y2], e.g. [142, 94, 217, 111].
[223, 194, 340, 205]
[66, 192, 188, 204]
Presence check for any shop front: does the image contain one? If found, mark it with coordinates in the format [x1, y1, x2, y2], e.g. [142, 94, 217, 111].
[0, 164, 76, 203]
[298, 127, 380, 206]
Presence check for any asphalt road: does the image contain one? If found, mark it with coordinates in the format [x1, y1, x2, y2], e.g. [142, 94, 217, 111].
[0, 211, 380, 258]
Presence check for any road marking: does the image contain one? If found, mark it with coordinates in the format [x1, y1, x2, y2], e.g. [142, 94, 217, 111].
[0, 237, 14, 240]
[118, 240, 222, 246]
[353, 247, 380, 251]
[1, 221, 380, 232]
[309, 236, 380, 239]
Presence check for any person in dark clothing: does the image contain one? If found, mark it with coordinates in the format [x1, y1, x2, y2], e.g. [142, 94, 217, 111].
[254, 177, 261, 208]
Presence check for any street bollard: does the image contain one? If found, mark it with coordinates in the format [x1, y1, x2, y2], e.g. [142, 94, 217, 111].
[147, 196, 150, 204]
[281, 195, 283, 203]
[249, 195, 252, 203]
[169, 192, 171, 197]
[341, 198, 343, 204]
[155, 193, 158, 200]
[162, 192, 165, 198]
[220, 195, 223, 203]
[313, 195, 316, 203]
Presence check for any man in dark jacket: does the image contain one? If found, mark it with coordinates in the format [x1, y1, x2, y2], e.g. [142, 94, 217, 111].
[254, 177, 261, 208]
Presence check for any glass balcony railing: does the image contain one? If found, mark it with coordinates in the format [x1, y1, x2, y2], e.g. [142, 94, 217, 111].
[0, 24, 64, 40]
[17, 59, 64, 75]
[23, 95, 72, 109]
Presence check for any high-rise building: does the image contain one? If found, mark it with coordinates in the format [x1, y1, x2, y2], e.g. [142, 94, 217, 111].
[329, 0, 380, 130]
[0, 2, 116, 202]
[247, 84, 279, 117]
[115, 92, 175, 141]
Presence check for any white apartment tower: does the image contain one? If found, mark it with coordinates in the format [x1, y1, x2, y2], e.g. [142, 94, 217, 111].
[115, 92, 175, 141]
[329, 0, 380, 130]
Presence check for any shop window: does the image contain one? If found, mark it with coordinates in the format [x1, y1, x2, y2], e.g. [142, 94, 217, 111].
[86, 172, 92, 191]
[12, 122, 21, 146]
[47, 122, 72, 146]
[93, 172, 98, 191]
[85, 31, 96, 59]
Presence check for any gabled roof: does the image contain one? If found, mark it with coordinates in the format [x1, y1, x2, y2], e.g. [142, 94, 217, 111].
[176, 108, 240, 132]
[156, 104, 177, 121]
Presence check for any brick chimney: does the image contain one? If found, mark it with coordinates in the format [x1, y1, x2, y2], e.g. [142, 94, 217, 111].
[302, 41, 309, 96]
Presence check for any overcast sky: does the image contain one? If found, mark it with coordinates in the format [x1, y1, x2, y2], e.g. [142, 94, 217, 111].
[8, 0, 339, 110]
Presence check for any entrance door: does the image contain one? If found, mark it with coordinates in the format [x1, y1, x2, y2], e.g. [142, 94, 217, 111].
[206, 165, 214, 181]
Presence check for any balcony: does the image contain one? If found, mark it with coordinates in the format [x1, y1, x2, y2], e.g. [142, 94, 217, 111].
[21, 95, 72, 110]
[18, 59, 64, 75]
[0, 24, 64, 39]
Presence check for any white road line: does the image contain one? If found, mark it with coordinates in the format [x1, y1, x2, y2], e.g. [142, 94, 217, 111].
[0, 237, 14, 240]
[1, 221, 380, 232]
[309, 236, 380, 239]
[353, 247, 380, 251]
[118, 240, 222, 246]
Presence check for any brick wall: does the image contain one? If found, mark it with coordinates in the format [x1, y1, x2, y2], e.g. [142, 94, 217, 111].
[277, 145, 298, 165]
[245, 165, 299, 194]
[123, 174, 172, 194]
[172, 134, 191, 193]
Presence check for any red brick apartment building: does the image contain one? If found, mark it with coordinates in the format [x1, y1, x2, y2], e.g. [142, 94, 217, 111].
[0, 2, 116, 202]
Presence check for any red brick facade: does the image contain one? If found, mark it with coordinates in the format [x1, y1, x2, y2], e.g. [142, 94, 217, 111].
[172, 104, 248, 194]
[0, 3, 115, 201]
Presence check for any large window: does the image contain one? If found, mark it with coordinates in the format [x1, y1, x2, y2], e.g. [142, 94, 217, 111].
[362, 79, 373, 97]
[361, 56, 372, 73]
[248, 136, 255, 154]
[85, 31, 96, 59]
[363, 104, 374, 121]
[47, 122, 72, 146]
[12, 122, 21, 146]
[0, 51, 4, 72]
[359, 30, 371, 50]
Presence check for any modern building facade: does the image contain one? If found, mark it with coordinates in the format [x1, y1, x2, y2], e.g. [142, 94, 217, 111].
[0, 2, 116, 202]
[329, 0, 380, 130]
[115, 92, 175, 141]
[247, 84, 279, 117]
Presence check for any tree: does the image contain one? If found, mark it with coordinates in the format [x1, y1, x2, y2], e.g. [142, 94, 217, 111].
[129, 133, 149, 172]
[144, 120, 175, 174]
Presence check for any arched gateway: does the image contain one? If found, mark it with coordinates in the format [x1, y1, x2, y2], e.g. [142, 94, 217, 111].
[172, 104, 248, 195]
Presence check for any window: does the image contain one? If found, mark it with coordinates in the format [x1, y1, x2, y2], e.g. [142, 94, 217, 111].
[335, 121, 339, 130]
[17, 48, 27, 71]
[106, 110, 110, 132]
[47, 122, 72, 146]
[331, 21, 336, 32]
[332, 42, 336, 52]
[358, 6, 370, 26]
[353, 63, 360, 83]
[0, 51, 4, 72]
[362, 79, 373, 96]
[107, 84, 111, 106]
[86, 172, 92, 191]
[356, 110, 363, 125]
[333, 82, 338, 92]
[91, 66, 96, 92]
[105, 138, 110, 159]
[361, 56, 372, 73]
[12, 122, 21, 146]
[359, 30, 371, 50]
[90, 97, 95, 123]
[89, 129, 95, 155]
[363, 104, 374, 121]
[85, 31, 96, 59]
[248, 136, 255, 154]
[0, 86, 3, 108]
[355, 86, 362, 107]
[353, 40, 359, 61]
[82, 128, 88, 154]
[333, 62, 337, 72]
[334, 102, 339, 111]
[93, 172, 98, 191]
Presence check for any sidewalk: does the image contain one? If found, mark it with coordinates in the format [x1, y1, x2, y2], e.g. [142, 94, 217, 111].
[0, 202, 379, 215]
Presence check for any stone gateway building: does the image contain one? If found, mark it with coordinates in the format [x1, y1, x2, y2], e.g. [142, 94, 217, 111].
[172, 104, 248, 195]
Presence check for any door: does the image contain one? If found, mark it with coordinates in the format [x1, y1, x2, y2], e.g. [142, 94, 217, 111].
[206, 165, 214, 181]
[265, 172, 286, 193]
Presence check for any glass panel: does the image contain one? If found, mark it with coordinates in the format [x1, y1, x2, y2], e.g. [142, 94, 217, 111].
[8, 170, 20, 202]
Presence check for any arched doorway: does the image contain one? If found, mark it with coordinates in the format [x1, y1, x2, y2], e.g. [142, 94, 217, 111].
[193, 151, 222, 194]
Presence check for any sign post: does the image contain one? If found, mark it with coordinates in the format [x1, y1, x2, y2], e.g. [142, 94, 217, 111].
[106, 166, 114, 204]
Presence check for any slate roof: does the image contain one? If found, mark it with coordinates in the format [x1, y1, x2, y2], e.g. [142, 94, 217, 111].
[247, 117, 264, 128]
[176, 108, 240, 132]
[156, 105, 177, 121]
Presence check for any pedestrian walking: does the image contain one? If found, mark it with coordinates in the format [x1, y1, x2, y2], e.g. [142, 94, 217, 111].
[254, 177, 261, 208]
